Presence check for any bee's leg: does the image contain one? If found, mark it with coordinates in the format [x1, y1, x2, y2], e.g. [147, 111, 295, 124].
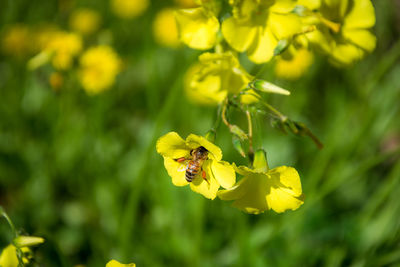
[202, 169, 209, 185]
[175, 157, 186, 163]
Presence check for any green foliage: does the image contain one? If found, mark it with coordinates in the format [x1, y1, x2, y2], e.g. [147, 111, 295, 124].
[0, 0, 400, 266]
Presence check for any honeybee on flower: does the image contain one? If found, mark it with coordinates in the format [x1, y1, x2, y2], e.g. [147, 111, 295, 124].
[156, 132, 236, 199]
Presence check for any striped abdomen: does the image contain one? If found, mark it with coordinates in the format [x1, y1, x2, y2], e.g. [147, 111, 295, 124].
[185, 160, 201, 182]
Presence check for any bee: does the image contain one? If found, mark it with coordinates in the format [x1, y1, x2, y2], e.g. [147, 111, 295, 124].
[176, 146, 209, 183]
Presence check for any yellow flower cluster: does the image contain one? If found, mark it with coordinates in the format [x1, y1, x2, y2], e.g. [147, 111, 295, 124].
[175, 0, 376, 86]
[20, 7, 122, 95]
[157, 132, 303, 214]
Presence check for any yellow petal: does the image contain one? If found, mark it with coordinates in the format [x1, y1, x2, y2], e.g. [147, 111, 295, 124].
[184, 63, 227, 105]
[164, 157, 189, 186]
[342, 28, 376, 52]
[305, 27, 333, 54]
[221, 17, 257, 52]
[269, 166, 302, 196]
[211, 161, 236, 188]
[224, 67, 251, 94]
[266, 166, 304, 213]
[344, 0, 375, 29]
[186, 134, 222, 161]
[231, 174, 270, 214]
[156, 132, 190, 159]
[269, 13, 301, 39]
[175, 8, 219, 50]
[266, 186, 304, 213]
[275, 48, 314, 80]
[106, 259, 136, 267]
[190, 160, 220, 199]
[0, 245, 19, 267]
[247, 27, 277, 64]
[330, 43, 364, 65]
[218, 175, 248, 201]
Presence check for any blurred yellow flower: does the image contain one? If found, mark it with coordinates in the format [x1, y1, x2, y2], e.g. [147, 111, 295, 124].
[31, 24, 60, 52]
[79, 45, 121, 95]
[1, 24, 31, 57]
[218, 150, 304, 214]
[69, 8, 101, 35]
[184, 52, 258, 105]
[300, 0, 376, 65]
[153, 8, 180, 48]
[156, 132, 236, 200]
[106, 259, 136, 267]
[222, 0, 301, 64]
[46, 31, 83, 70]
[111, 0, 149, 19]
[175, 3, 220, 50]
[275, 47, 314, 80]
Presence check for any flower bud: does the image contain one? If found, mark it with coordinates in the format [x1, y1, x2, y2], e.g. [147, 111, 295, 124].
[249, 80, 291, 96]
[13, 236, 45, 248]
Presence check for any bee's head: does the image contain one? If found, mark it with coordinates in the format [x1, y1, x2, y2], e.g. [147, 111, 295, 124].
[191, 146, 208, 159]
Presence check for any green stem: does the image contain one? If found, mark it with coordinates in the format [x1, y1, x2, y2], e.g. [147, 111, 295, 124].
[221, 97, 232, 130]
[241, 91, 287, 120]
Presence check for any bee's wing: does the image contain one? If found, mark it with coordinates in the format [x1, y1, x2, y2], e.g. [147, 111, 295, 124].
[177, 162, 188, 172]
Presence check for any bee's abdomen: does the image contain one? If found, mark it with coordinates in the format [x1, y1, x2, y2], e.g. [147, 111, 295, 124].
[185, 161, 200, 182]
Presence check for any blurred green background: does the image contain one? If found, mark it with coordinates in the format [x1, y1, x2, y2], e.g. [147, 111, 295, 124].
[1, 0, 400, 266]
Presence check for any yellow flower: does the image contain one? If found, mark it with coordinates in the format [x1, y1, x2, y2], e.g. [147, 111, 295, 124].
[153, 8, 180, 48]
[300, 0, 376, 65]
[0, 245, 29, 267]
[79, 45, 121, 95]
[111, 0, 149, 19]
[275, 47, 314, 80]
[175, 2, 220, 50]
[106, 259, 136, 267]
[184, 51, 258, 105]
[1, 24, 32, 57]
[156, 132, 236, 200]
[0, 236, 43, 267]
[69, 8, 101, 35]
[218, 150, 304, 214]
[46, 31, 83, 70]
[222, 0, 301, 64]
